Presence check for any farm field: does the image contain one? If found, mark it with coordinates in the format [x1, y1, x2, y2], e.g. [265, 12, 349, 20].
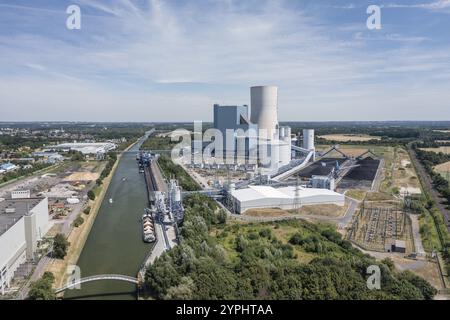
[420, 147, 450, 154]
[318, 134, 381, 142]
[434, 161, 450, 182]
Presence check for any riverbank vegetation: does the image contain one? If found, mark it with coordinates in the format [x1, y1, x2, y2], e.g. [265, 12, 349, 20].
[53, 234, 69, 259]
[28, 272, 56, 300]
[145, 194, 436, 300]
[158, 155, 200, 191]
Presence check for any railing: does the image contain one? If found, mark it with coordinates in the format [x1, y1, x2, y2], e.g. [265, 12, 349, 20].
[55, 274, 139, 294]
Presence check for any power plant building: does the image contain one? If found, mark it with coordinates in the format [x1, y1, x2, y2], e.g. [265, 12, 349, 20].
[213, 104, 258, 159]
[212, 86, 293, 170]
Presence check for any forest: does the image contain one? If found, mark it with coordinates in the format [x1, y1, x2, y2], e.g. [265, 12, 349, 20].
[145, 194, 436, 300]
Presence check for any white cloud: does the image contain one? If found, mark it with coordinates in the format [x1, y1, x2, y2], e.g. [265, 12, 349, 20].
[0, 0, 450, 120]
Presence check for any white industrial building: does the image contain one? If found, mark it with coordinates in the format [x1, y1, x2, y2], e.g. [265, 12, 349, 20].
[0, 196, 50, 295]
[46, 142, 117, 155]
[230, 185, 345, 214]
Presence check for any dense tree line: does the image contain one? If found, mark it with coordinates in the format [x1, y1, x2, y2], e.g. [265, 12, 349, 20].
[414, 145, 450, 204]
[96, 152, 117, 186]
[145, 194, 436, 300]
[158, 155, 200, 191]
[411, 144, 450, 273]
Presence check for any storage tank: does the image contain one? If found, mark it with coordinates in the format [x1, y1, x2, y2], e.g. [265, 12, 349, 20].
[279, 141, 291, 166]
[303, 129, 315, 150]
[279, 126, 285, 138]
[250, 86, 278, 136]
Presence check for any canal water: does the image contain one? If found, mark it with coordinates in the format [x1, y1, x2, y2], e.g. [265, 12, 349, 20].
[65, 136, 150, 300]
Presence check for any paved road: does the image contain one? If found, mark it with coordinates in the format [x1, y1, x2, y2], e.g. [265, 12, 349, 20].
[407, 143, 450, 232]
[409, 213, 426, 256]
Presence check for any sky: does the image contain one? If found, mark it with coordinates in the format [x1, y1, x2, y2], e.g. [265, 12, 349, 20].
[0, 0, 450, 122]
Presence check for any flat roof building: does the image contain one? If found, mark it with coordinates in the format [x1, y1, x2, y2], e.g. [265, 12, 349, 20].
[230, 185, 345, 214]
[0, 197, 50, 295]
[45, 142, 117, 155]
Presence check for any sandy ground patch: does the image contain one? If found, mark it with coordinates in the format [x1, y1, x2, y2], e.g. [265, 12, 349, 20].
[433, 130, 450, 133]
[295, 202, 349, 217]
[399, 186, 421, 196]
[401, 159, 411, 167]
[63, 172, 100, 182]
[319, 134, 381, 142]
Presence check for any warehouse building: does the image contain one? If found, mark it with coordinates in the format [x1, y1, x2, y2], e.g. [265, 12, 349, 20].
[45, 142, 117, 155]
[230, 185, 345, 214]
[0, 196, 50, 295]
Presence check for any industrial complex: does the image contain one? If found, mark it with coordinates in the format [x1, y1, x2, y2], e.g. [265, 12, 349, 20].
[180, 86, 382, 215]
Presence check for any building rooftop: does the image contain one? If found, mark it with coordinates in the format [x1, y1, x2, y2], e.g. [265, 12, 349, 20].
[232, 185, 343, 202]
[0, 198, 43, 236]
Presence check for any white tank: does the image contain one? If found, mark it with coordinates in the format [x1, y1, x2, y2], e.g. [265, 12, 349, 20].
[303, 129, 315, 150]
[279, 126, 285, 138]
[250, 86, 278, 137]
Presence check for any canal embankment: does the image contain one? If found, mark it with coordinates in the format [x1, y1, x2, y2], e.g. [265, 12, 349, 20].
[47, 139, 141, 290]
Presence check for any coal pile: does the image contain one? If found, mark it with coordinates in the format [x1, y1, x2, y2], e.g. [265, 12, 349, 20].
[344, 157, 380, 181]
[297, 158, 345, 178]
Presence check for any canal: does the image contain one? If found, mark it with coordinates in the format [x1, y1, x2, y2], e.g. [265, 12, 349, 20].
[65, 135, 151, 300]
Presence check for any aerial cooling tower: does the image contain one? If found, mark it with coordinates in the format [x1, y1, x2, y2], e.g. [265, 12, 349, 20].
[250, 86, 278, 136]
[303, 129, 315, 150]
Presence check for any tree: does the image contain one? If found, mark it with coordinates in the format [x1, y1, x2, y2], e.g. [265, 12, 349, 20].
[87, 190, 96, 201]
[72, 215, 84, 227]
[28, 272, 56, 300]
[53, 233, 69, 259]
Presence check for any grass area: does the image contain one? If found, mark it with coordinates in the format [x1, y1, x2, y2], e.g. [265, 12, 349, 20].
[419, 209, 442, 252]
[346, 189, 367, 201]
[365, 191, 395, 201]
[293, 203, 349, 217]
[140, 134, 177, 151]
[214, 219, 354, 265]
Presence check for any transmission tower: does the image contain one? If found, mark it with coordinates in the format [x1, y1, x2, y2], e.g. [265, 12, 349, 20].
[293, 178, 301, 213]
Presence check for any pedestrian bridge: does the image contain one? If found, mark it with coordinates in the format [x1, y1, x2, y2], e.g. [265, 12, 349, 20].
[55, 274, 139, 294]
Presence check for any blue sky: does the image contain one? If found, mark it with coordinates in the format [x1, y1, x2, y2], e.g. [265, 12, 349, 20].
[0, 0, 449, 121]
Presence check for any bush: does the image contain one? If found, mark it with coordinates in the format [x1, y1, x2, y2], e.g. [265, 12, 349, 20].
[83, 206, 91, 215]
[73, 215, 84, 227]
[28, 272, 55, 300]
[53, 234, 69, 259]
[87, 190, 96, 201]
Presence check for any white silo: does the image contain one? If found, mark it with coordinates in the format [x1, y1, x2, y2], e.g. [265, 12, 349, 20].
[250, 86, 278, 137]
[303, 129, 315, 150]
[279, 141, 291, 167]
